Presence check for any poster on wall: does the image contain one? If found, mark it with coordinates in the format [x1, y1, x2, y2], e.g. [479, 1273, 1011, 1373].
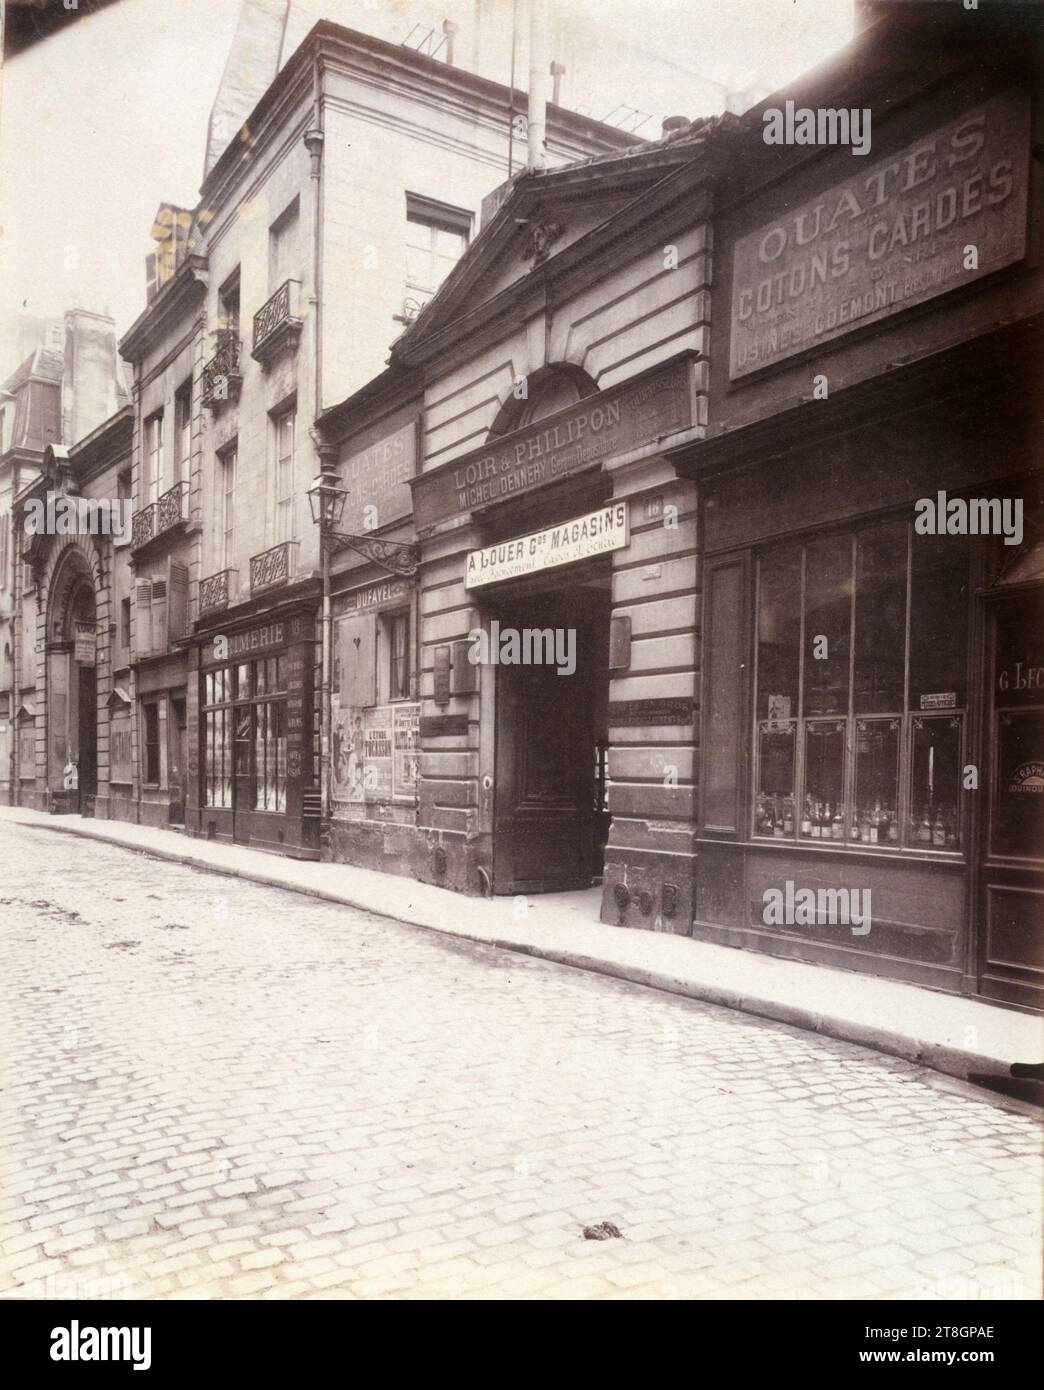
[332, 701, 420, 809]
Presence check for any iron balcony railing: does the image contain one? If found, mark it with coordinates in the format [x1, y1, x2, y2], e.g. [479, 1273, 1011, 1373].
[249, 540, 297, 592]
[201, 334, 242, 406]
[252, 279, 302, 362]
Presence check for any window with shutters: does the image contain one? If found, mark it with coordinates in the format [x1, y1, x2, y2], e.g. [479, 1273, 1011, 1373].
[120, 597, 131, 653]
[168, 562, 188, 643]
[135, 579, 153, 655]
[201, 667, 233, 807]
[379, 610, 411, 702]
[150, 577, 168, 653]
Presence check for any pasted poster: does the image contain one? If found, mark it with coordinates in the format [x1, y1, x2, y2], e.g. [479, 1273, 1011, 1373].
[332, 701, 419, 809]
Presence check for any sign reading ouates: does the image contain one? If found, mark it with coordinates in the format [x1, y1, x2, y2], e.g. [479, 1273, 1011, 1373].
[465, 502, 629, 589]
[340, 421, 417, 533]
[412, 358, 694, 528]
[729, 88, 1030, 378]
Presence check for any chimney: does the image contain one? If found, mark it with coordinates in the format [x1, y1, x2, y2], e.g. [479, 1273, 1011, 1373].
[550, 61, 565, 107]
[442, 19, 457, 65]
[527, 0, 550, 171]
[203, 0, 290, 179]
[661, 116, 690, 137]
[61, 310, 121, 448]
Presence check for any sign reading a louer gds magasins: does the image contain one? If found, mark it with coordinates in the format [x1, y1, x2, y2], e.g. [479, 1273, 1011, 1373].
[465, 502, 629, 589]
[730, 87, 1030, 378]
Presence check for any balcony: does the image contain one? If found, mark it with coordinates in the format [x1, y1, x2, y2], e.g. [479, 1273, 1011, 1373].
[131, 504, 156, 550]
[199, 568, 238, 615]
[252, 279, 303, 365]
[201, 335, 242, 408]
[131, 481, 189, 554]
[250, 540, 297, 593]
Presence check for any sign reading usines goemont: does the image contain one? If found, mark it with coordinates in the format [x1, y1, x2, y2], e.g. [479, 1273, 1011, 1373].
[340, 420, 417, 533]
[412, 357, 694, 529]
[465, 501, 629, 589]
[730, 87, 1030, 379]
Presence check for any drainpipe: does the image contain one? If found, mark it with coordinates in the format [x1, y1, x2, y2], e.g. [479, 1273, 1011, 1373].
[527, 0, 550, 171]
[304, 56, 329, 833]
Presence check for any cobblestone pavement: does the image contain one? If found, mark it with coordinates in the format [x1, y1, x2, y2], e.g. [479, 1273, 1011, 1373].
[1, 822, 1040, 1301]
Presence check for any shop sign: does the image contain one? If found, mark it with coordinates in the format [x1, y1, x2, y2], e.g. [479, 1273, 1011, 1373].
[340, 421, 417, 534]
[344, 578, 411, 612]
[608, 698, 696, 727]
[921, 692, 957, 710]
[1008, 761, 1044, 795]
[465, 502, 629, 589]
[74, 622, 96, 665]
[412, 357, 695, 528]
[730, 87, 1030, 378]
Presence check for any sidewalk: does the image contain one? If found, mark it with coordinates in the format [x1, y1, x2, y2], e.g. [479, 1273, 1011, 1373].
[2, 804, 1041, 1094]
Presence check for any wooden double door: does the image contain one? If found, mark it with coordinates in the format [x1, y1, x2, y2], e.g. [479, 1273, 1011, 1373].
[492, 586, 610, 894]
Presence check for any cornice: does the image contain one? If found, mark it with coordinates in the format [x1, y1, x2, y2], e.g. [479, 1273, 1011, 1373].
[119, 257, 209, 364]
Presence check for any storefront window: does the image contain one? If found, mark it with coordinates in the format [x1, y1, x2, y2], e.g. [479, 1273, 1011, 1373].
[752, 519, 969, 852]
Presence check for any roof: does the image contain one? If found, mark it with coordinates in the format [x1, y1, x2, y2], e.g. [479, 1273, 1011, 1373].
[1, 348, 63, 395]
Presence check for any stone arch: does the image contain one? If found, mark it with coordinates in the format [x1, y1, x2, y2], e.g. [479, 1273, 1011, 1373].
[43, 541, 103, 802]
[488, 363, 599, 438]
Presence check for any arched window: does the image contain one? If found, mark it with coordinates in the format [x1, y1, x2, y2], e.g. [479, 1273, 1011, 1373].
[490, 364, 598, 437]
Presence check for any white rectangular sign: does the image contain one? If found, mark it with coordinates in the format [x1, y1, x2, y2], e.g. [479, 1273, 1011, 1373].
[465, 502, 629, 589]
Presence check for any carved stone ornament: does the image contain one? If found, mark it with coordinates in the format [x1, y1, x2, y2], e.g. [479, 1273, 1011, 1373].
[521, 218, 564, 265]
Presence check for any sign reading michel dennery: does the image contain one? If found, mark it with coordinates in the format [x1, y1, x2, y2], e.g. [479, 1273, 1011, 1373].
[465, 502, 629, 589]
[729, 88, 1030, 379]
[412, 357, 694, 528]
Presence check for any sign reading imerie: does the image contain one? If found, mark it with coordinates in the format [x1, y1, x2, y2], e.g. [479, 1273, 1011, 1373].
[729, 88, 1030, 378]
[412, 358, 694, 528]
[340, 420, 416, 533]
[465, 502, 629, 589]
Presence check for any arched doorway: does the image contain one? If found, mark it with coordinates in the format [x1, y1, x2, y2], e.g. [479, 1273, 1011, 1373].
[46, 550, 99, 812]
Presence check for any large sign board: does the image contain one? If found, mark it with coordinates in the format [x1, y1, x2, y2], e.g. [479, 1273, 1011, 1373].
[465, 502, 629, 589]
[412, 357, 695, 529]
[340, 421, 417, 534]
[729, 88, 1030, 379]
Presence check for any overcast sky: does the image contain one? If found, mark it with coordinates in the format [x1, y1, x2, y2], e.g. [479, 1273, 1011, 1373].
[0, 0, 854, 379]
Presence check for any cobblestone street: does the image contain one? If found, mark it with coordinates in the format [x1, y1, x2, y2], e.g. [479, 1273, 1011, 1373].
[1, 821, 1040, 1301]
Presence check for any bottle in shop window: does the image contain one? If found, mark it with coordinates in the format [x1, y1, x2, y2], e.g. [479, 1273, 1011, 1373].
[783, 799, 794, 835]
[887, 808, 899, 842]
[801, 797, 812, 837]
[932, 809, 946, 847]
[832, 804, 844, 840]
[811, 800, 822, 839]
[870, 802, 880, 845]
[773, 798, 784, 837]
[859, 808, 870, 844]
[917, 809, 932, 844]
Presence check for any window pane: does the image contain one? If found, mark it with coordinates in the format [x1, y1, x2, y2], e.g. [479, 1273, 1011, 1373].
[755, 722, 795, 838]
[993, 710, 1044, 858]
[757, 546, 801, 722]
[803, 536, 851, 717]
[909, 716, 961, 848]
[853, 718, 900, 845]
[235, 663, 251, 699]
[254, 659, 267, 697]
[854, 519, 906, 713]
[405, 243, 431, 287]
[910, 534, 969, 710]
[801, 719, 845, 840]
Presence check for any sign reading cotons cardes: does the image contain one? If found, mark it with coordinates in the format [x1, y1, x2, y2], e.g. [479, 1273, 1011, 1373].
[465, 501, 629, 588]
[412, 357, 695, 529]
[729, 87, 1030, 378]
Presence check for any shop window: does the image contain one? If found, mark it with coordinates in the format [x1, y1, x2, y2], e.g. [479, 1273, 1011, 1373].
[752, 520, 968, 852]
[143, 702, 161, 784]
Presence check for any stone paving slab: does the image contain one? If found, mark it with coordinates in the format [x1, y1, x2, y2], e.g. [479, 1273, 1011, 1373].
[0, 817, 1041, 1300]
[0, 806, 1039, 1087]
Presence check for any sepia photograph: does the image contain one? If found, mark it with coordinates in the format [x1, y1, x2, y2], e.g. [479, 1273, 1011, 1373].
[0, 0, 1041, 1351]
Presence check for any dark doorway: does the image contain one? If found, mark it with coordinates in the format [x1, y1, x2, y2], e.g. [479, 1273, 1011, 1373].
[76, 663, 97, 802]
[976, 583, 1044, 1010]
[169, 697, 187, 825]
[492, 580, 610, 894]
